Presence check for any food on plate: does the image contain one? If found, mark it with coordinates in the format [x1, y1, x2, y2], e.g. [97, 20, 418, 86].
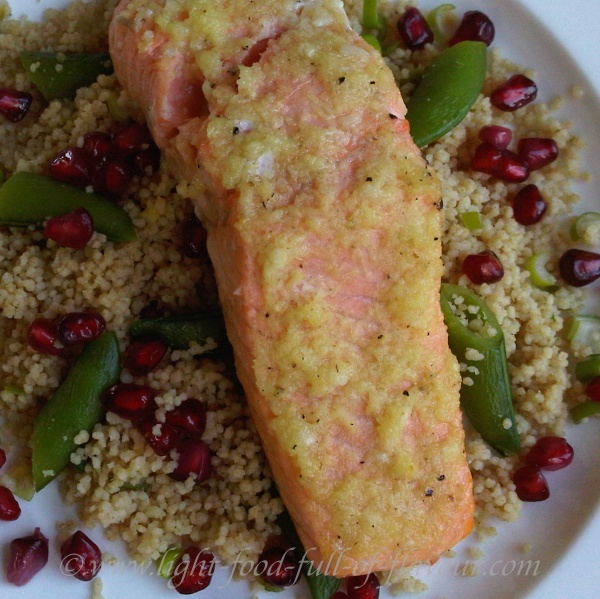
[110, 0, 474, 576]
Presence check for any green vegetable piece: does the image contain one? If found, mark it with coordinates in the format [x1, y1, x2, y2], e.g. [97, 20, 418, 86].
[426, 3, 456, 41]
[19, 51, 113, 101]
[362, 0, 379, 30]
[276, 511, 341, 599]
[129, 312, 228, 352]
[156, 547, 185, 579]
[567, 314, 600, 354]
[575, 354, 600, 382]
[0, 459, 36, 501]
[460, 211, 483, 230]
[570, 401, 600, 424]
[525, 252, 557, 288]
[440, 284, 520, 456]
[361, 34, 382, 53]
[0, 172, 136, 242]
[406, 41, 487, 148]
[31, 331, 120, 491]
[569, 211, 600, 242]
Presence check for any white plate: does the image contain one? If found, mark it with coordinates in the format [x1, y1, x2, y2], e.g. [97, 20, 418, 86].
[3, 1, 600, 598]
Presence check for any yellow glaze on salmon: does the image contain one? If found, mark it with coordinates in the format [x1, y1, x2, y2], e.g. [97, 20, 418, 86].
[110, 0, 474, 576]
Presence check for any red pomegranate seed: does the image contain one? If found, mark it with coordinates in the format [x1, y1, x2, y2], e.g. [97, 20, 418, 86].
[111, 122, 152, 156]
[512, 184, 547, 226]
[49, 147, 93, 187]
[586, 377, 600, 401]
[82, 131, 114, 160]
[513, 465, 549, 502]
[470, 143, 529, 183]
[102, 159, 134, 196]
[478, 125, 512, 150]
[558, 248, 600, 287]
[133, 145, 161, 176]
[171, 547, 215, 594]
[124, 339, 168, 375]
[0, 447, 6, 469]
[449, 10, 495, 46]
[169, 438, 212, 482]
[60, 530, 102, 581]
[104, 383, 157, 420]
[182, 214, 208, 258]
[517, 138, 559, 171]
[136, 417, 181, 456]
[347, 573, 380, 599]
[57, 311, 106, 345]
[0, 485, 21, 521]
[525, 436, 574, 471]
[27, 317, 65, 355]
[0, 88, 33, 122]
[461, 250, 504, 284]
[44, 207, 94, 249]
[6, 528, 49, 586]
[165, 399, 207, 437]
[491, 74, 538, 111]
[397, 8, 434, 50]
[257, 547, 301, 588]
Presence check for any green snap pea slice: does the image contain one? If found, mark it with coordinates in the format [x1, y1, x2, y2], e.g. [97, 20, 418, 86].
[156, 547, 185, 579]
[0, 172, 136, 242]
[440, 284, 520, 456]
[19, 51, 113, 101]
[575, 354, 600, 382]
[31, 331, 120, 491]
[570, 401, 600, 424]
[406, 41, 487, 148]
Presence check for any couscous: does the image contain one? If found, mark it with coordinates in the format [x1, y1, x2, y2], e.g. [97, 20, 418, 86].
[0, 0, 596, 596]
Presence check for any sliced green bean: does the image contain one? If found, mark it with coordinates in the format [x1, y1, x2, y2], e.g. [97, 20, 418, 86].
[31, 332, 120, 491]
[440, 283, 520, 456]
[20, 51, 113, 101]
[0, 172, 136, 242]
[575, 354, 600, 382]
[156, 547, 185, 579]
[406, 41, 487, 148]
[570, 401, 600, 424]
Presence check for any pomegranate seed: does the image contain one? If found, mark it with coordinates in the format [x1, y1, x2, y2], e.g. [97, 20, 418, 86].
[27, 317, 65, 355]
[171, 547, 215, 594]
[0, 88, 33, 122]
[525, 436, 574, 471]
[0, 447, 6, 469]
[104, 383, 157, 420]
[169, 438, 212, 482]
[49, 147, 93, 187]
[585, 377, 600, 401]
[182, 214, 208, 258]
[449, 11, 495, 46]
[82, 131, 114, 159]
[470, 143, 529, 183]
[347, 573, 380, 599]
[513, 465, 549, 502]
[111, 122, 152, 156]
[60, 530, 102, 581]
[512, 184, 547, 226]
[491, 74, 537, 111]
[478, 125, 512, 150]
[99, 159, 134, 196]
[133, 145, 161, 175]
[0, 485, 21, 521]
[44, 207, 94, 249]
[136, 416, 181, 456]
[165, 399, 207, 437]
[57, 311, 106, 345]
[558, 248, 600, 287]
[124, 339, 168, 375]
[461, 250, 504, 284]
[6, 528, 49, 586]
[257, 546, 301, 588]
[517, 138, 559, 171]
[397, 8, 434, 50]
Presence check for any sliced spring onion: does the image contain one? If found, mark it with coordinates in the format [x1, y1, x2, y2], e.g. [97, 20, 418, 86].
[575, 354, 600, 382]
[362, 0, 379, 30]
[569, 211, 600, 242]
[426, 3, 456, 41]
[460, 211, 483, 230]
[525, 252, 557, 288]
[361, 34, 382, 53]
[570, 401, 600, 424]
[567, 314, 600, 354]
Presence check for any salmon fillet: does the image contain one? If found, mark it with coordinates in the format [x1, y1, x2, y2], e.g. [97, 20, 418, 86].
[110, 0, 474, 576]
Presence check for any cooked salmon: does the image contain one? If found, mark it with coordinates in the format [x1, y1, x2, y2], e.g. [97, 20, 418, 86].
[110, 0, 474, 576]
